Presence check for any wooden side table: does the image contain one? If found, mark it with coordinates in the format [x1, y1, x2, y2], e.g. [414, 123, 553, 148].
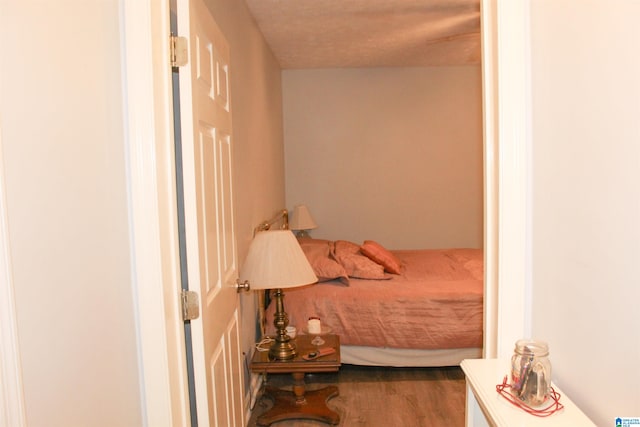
[251, 333, 341, 426]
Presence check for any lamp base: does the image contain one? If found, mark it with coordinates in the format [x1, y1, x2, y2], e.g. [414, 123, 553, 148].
[268, 338, 297, 361]
[269, 288, 297, 360]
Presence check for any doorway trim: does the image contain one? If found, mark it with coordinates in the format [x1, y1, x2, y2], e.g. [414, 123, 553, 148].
[0, 129, 27, 427]
[481, 0, 531, 359]
[120, 0, 532, 424]
[121, 1, 191, 426]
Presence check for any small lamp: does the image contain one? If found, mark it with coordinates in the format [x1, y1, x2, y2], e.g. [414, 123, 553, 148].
[289, 205, 318, 238]
[239, 229, 317, 360]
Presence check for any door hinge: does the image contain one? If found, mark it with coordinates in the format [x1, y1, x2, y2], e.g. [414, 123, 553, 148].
[170, 35, 188, 67]
[181, 289, 200, 321]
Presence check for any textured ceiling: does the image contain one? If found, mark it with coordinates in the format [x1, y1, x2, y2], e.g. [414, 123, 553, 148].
[244, 0, 481, 69]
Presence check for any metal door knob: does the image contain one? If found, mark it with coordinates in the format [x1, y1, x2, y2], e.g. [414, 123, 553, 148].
[235, 279, 251, 293]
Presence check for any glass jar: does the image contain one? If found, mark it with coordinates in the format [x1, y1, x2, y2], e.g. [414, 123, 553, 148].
[510, 339, 552, 406]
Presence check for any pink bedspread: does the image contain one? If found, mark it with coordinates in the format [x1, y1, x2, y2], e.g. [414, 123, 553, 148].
[265, 248, 483, 350]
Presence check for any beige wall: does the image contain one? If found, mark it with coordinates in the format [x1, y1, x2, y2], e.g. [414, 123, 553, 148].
[283, 67, 483, 249]
[202, 0, 285, 390]
[530, 0, 640, 424]
[0, 2, 142, 426]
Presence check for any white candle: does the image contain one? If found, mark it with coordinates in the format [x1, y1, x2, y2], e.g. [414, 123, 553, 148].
[308, 318, 321, 334]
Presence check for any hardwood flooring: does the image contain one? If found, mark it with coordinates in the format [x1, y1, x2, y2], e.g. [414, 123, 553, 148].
[247, 365, 466, 427]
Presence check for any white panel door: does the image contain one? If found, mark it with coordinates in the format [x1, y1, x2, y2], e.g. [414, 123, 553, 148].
[177, 0, 244, 425]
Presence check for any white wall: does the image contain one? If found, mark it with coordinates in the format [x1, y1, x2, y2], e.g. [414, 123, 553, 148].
[530, 0, 640, 424]
[283, 67, 483, 249]
[0, 2, 142, 426]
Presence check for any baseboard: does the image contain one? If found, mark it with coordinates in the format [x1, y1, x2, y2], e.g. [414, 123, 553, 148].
[244, 372, 263, 422]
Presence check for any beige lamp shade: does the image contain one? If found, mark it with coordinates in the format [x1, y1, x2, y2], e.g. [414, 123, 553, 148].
[239, 230, 317, 290]
[289, 204, 318, 231]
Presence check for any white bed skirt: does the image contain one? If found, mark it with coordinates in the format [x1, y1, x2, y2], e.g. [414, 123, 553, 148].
[340, 345, 483, 367]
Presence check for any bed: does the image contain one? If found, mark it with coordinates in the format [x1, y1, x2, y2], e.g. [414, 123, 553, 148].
[264, 238, 484, 367]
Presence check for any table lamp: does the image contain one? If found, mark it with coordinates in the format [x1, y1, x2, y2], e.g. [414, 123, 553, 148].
[289, 204, 318, 238]
[239, 229, 317, 360]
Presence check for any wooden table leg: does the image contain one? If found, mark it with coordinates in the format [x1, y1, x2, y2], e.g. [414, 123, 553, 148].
[256, 373, 340, 426]
[291, 372, 307, 404]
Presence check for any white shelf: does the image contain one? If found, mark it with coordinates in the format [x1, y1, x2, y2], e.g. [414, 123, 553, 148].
[460, 358, 596, 427]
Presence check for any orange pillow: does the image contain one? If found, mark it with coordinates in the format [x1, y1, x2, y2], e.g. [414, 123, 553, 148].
[333, 240, 387, 280]
[360, 240, 402, 274]
[298, 239, 350, 285]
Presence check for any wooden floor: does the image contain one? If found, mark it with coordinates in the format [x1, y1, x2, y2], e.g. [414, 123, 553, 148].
[247, 365, 466, 427]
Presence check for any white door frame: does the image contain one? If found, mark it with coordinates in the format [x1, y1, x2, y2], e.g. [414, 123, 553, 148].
[0, 129, 27, 427]
[117, 0, 531, 425]
[121, 1, 191, 426]
[481, 0, 531, 359]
